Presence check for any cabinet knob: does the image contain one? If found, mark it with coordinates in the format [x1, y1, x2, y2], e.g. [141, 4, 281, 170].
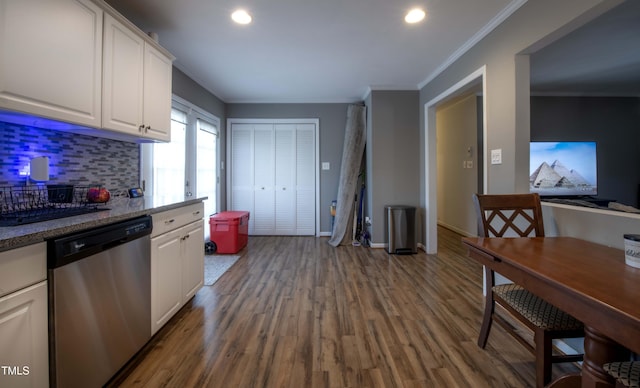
[138, 125, 144, 132]
[145, 125, 151, 132]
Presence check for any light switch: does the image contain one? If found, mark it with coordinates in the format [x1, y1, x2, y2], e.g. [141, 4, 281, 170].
[322, 162, 330, 170]
[491, 149, 502, 165]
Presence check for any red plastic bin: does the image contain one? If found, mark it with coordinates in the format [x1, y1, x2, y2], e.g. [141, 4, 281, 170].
[209, 211, 250, 254]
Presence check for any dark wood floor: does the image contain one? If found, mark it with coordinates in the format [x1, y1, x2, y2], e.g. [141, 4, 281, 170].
[113, 226, 579, 387]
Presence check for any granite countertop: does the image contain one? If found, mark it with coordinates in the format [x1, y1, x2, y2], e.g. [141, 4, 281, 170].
[0, 196, 207, 252]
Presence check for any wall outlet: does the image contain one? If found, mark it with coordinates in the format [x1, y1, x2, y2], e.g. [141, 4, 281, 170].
[322, 162, 330, 170]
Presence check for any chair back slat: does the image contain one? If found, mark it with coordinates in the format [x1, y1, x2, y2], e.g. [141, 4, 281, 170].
[473, 193, 545, 238]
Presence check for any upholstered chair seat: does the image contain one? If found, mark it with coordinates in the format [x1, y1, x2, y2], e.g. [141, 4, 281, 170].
[604, 361, 640, 388]
[493, 284, 584, 330]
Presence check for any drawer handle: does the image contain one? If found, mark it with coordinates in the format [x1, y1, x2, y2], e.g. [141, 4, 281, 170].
[193, 211, 200, 215]
[165, 219, 175, 225]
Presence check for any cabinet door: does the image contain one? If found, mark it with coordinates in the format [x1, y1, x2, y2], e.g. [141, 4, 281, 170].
[0, 0, 102, 127]
[181, 221, 204, 302]
[102, 13, 144, 136]
[142, 43, 173, 141]
[150, 228, 183, 335]
[0, 281, 48, 388]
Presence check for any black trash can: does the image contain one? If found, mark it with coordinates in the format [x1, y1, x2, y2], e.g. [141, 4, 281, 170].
[385, 205, 417, 254]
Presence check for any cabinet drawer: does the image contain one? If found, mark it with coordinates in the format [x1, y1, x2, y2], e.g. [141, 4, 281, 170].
[151, 202, 205, 237]
[0, 243, 47, 298]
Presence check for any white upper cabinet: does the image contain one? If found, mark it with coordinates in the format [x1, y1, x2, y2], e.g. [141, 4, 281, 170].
[102, 13, 144, 136]
[102, 13, 172, 141]
[0, 0, 103, 127]
[142, 43, 173, 141]
[0, 0, 173, 142]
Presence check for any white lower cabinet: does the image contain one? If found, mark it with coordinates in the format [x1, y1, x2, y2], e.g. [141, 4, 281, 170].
[0, 243, 48, 388]
[0, 282, 48, 388]
[150, 203, 204, 335]
[181, 221, 205, 301]
[150, 227, 183, 334]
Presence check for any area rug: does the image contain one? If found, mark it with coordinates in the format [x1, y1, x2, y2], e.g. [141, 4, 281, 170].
[204, 254, 241, 286]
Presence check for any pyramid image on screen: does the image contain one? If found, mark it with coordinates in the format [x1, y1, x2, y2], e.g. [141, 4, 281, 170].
[529, 160, 591, 190]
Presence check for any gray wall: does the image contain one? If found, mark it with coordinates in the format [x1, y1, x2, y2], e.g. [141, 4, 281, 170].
[419, 0, 620, 248]
[531, 96, 640, 207]
[225, 103, 352, 234]
[436, 93, 479, 236]
[366, 90, 420, 245]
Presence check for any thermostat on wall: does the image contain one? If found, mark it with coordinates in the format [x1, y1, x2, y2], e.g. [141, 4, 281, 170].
[129, 187, 144, 198]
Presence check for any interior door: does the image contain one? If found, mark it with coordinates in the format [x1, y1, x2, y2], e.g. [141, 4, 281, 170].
[274, 125, 295, 234]
[295, 124, 316, 235]
[230, 125, 254, 233]
[229, 120, 317, 236]
[252, 125, 275, 235]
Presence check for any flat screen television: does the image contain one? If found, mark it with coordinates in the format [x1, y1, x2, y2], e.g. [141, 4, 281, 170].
[529, 141, 597, 197]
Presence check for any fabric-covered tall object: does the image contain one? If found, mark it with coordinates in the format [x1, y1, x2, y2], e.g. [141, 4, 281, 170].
[329, 104, 366, 247]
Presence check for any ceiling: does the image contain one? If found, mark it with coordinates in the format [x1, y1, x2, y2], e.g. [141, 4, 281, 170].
[530, 0, 640, 96]
[104, 0, 522, 103]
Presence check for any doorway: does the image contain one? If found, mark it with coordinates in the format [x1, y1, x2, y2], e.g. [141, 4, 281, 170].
[424, 66, 487, 254]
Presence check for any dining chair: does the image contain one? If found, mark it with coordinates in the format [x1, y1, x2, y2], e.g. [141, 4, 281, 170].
[473, 193, 584, 387]
[604, 361, 640, 387]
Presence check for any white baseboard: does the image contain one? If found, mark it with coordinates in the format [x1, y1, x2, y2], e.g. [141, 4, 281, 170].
[437, 221, 475, 237]
[369, 242, 386, 249]
[318, 231, 331, 237]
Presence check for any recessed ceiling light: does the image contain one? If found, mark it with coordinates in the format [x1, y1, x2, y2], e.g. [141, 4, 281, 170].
[405, 8, 426, 24]
[231, 9, 252, 24]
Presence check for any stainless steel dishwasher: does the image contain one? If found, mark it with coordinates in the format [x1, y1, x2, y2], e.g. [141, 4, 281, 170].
[48, 215, 152, 388]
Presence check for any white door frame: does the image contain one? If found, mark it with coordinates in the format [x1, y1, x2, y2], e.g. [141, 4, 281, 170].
[226, 118, 321, 237]
[424, 66, 487, 253]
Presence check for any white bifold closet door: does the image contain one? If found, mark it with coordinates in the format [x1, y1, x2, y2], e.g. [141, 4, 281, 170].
[230, 122, 315, 236]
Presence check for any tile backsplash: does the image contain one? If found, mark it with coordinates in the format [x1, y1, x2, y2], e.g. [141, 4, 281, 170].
[0, 122, 139, 194]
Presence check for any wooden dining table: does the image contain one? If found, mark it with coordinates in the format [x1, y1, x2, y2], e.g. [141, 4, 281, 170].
[461, 236, 640, 388]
